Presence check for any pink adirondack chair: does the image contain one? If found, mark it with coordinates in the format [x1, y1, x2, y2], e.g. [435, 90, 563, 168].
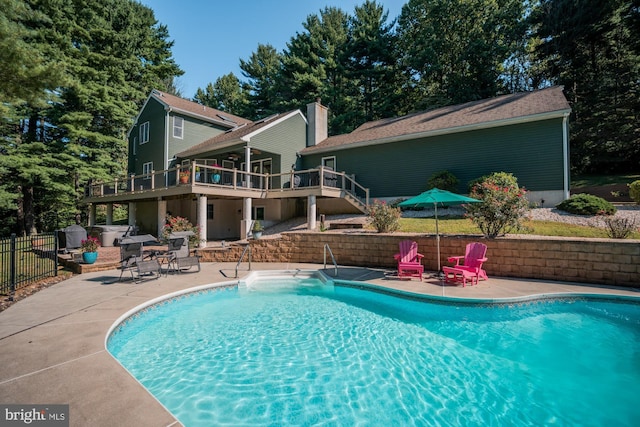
[442, 242, 488, 286]
[394, 240, 424, 281]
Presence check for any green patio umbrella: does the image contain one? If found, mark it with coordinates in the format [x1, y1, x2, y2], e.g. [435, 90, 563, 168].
[398, 188, 482, 273]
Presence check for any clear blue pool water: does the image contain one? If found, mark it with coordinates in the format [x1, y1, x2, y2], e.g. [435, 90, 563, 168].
[108, 278, 640, 426]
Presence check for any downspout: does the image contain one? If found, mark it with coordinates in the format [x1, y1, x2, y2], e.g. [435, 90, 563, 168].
[562, 113, 570, 200]
[165, 108, 171, 186]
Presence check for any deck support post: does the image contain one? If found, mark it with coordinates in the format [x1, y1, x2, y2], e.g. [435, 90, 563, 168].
[106, 204, 113, 225]
[128, 202, 136, 227]
[197, 195, 207, 248]
[157, 199, 167, 238]
[242, 197, 252, 240]
[89, 204, 96, 226]
[308, 195, 317, 231]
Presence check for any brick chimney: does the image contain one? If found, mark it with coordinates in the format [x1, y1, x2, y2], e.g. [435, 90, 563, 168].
[306, 98, 328, 146]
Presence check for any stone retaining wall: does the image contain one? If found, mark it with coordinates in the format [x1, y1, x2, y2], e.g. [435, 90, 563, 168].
[199, 232, 640, 287]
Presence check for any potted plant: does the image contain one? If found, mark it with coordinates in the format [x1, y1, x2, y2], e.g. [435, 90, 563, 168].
[211, 163, 221, 184]
[179, 170, 190, 184]
[80, 236, 100, 264]
[252, 220, 264, 239]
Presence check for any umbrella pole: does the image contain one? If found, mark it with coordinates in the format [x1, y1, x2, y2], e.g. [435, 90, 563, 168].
[435, 203, 440, 274]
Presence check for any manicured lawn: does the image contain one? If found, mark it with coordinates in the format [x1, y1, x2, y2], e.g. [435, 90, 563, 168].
[571, 173, 640, 188]
[390, 217, 640, 239]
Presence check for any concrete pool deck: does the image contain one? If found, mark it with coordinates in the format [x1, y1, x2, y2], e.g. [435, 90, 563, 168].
[1, 263, 638, 426]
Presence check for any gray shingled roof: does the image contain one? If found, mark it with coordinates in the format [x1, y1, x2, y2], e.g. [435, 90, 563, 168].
[302, 86, 570, 154]
[176, 110, 300, 158]
[151, 90, 251, 127]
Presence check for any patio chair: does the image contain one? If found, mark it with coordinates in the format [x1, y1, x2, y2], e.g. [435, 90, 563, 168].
[118, 241, 161, 282]
[158, 235, 200, 275]
[394, 240, 424, 281]
[442, 242, 488, 287]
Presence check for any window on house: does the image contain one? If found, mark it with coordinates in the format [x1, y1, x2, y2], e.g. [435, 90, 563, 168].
[173, 116, 184, 139]
[250, 158, 272, 174]
[207, 204, 214, 220]
[195, 158, 218, 167]
[253, 206, 265, 221]
[143, 162, 153, 179]
[322, 156, 336, 170]
[140, 122, 149, 144]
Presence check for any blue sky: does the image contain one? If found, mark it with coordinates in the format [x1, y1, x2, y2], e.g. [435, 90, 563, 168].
[141, 1, 406, 98]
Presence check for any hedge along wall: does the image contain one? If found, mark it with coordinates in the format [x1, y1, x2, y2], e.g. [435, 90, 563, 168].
[199, 232, 640, 287]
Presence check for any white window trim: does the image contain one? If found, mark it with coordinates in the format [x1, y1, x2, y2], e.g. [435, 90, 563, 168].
[322, 156, 336, 170]
[173, 116, 184, 139]
[142, 162, 153, 179]
[195, 158, 219, 167]
[140, 122, 149, 144]
[249, 157, 272, 174]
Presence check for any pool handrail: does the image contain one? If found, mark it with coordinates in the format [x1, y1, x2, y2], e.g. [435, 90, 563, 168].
[235, 244, 252, 278]
[324, 244, 338, 277]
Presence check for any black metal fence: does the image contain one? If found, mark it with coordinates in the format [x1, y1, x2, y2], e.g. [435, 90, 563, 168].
[0, 233, 58, 295]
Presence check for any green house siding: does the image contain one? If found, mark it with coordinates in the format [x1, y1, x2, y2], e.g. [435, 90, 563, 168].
[249, 114, 307, 175]
[167, 114, 229, 163]
[302, 119, 565, 198]
[128, 98, 166, 175]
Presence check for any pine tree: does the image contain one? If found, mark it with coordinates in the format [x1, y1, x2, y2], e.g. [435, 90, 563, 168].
[240, 44, 284, 119]
[344, 1, 400, 129]
[280, 7, 353, 134]
[194, 73, 249, 117]
[0, 0, 183, 235]
[533, 0, 640, 173]
[396, 0, 527, 110]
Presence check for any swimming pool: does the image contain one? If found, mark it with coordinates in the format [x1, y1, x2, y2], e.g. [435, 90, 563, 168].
[107, 272, 640, 426]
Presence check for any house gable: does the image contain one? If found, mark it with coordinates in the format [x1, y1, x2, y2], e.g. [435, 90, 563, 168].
[245, 111, 307, 175]
[175, 110, 307, 176]
[127, 90, 252, 174]
[128, 97, 166, 175]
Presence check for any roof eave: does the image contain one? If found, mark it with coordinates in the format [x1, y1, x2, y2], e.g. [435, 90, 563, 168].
[167, 106, 240, 129]
[176, 138, 246, 159]
[241, 110, 305, 142]
[302, 109, 572, 156]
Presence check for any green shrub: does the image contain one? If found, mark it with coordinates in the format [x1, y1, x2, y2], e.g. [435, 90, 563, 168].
[603, 217, 637, 239]
[427, 170, 459, 192]
[368, 200, 401, 233]
[467, 172, 517, 193]
[465, 172, 530, 238]
[556, 194, 616, 215]
[629, 180, 640, 204]
[162, 215, 201, 247]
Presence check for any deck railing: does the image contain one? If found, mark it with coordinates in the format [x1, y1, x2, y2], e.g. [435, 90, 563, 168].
[86, 163, 370, 208]
[268, 168, 370, 208]
[87, 162, 268, 197]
